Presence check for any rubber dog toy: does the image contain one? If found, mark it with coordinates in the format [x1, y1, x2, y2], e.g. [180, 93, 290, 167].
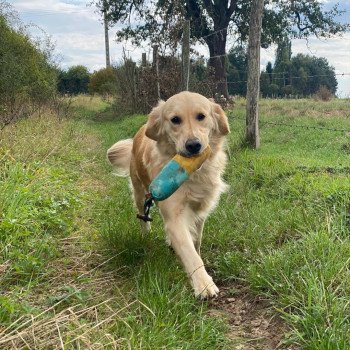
[137, 146, 211, 222]
[150, 146, 212, 201]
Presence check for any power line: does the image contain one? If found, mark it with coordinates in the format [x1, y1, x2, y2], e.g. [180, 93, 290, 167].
[190, 55, 350, 79]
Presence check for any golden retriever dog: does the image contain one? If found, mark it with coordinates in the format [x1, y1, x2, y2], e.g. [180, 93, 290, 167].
[107, 91, 230, 298]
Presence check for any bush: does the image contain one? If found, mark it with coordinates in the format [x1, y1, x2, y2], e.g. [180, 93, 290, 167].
[112, 56, 220, 116]
[113, 57, 182, 115]
[314, 85, 333, 101]
[0, 14, 57, 127]
[57, 65, 90, 95]
[89, 67, 117, 96]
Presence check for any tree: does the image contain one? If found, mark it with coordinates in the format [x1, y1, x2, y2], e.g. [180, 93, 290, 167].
[227, 45, 247, 96]
[260, 71, 271, 97]
[260, 61, 274, 97]
[89, 67, 117, 96]
[58, 65, 90, 95]
[266, 62, 273, 83]
[260, 51, 337, 97]
[273, 36, 292, 91]
[289, 54, 337, 96]
[95, 0, 347, 98]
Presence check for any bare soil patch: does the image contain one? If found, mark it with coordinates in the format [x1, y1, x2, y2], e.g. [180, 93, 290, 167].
[209, 286, 300, 350]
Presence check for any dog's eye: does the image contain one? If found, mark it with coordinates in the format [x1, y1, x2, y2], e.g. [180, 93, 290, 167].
[197, 113, 206, 121]
[171, 116, 182, 125]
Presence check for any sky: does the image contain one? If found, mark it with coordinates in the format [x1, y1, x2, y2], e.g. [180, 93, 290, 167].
[9, 0, 350, 97]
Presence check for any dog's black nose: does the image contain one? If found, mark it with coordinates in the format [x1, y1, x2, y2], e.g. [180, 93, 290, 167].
[185, 138, 202, 155]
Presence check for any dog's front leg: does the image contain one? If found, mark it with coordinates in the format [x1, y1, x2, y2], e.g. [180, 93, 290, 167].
[194, 218, 204, 254]
[159, 203, 219, 298]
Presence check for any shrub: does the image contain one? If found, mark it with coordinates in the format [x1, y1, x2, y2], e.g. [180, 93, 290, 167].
[112, 56, 221, 116]
[57, 65, 90, 95]
[0, 14, 57, 127]
[314, 85, 333, 101]
[89, 67, 117, 96]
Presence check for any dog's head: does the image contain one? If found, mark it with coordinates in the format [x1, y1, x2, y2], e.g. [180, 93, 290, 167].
[145, 91, 230, 157]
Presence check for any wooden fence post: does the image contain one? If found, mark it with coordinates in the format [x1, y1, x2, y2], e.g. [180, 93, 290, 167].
[152, 45, 160, 100]
[182, 20, 190, 91]
[245, 0, 264, 149]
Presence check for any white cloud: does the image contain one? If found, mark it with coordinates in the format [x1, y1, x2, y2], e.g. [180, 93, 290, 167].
[292, 34, 350, 74]
[14, 0, 85, 12]
[12, 0, 99, 21]
[55, 32, 105, 51]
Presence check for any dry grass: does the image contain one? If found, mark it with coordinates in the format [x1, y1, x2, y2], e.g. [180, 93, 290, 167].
[0, 299, 136, 349]
[0, 234, 141, 350]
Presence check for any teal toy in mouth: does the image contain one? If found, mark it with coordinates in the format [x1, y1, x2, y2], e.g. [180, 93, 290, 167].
[149, 145, 212, 201]
[137, 146, 212, 222]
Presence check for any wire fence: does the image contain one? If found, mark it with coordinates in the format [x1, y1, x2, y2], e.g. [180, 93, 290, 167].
[223, 73, 350, 85]
[197, 27, 228, 40]
[259, 120, 350, 133]
[227, 112, 350, 133]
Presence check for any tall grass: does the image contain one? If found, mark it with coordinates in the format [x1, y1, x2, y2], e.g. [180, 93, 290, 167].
[0, 100, 229, 349]
[93, 97, 350, 348]
[1, 96, 349, 349]
[207, 98, 350, 348]
[0, 111, 100, 324]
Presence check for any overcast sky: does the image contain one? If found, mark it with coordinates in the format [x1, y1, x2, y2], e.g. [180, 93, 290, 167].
[10, 0, 350, 97]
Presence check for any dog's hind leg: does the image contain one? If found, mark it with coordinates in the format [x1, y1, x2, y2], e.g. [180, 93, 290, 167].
[130, 172, 151, 234]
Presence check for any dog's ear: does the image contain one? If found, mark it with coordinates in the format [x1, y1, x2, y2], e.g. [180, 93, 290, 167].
[211, 102, 230, 135]
[145, 100, 165, 141]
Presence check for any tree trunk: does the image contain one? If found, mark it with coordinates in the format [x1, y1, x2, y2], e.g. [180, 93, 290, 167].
[245, 0, 264, 149]
[206, 33, 228, 99]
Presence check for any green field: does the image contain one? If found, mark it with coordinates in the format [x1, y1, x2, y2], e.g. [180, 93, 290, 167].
[0, 96, 349, 349]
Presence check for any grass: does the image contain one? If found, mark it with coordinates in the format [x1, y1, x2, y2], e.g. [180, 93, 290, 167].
[0, 96, 349, 349]
[0, 99, 229, 349]
[71, 97, 230, 349]
[211, 98, 350, 348]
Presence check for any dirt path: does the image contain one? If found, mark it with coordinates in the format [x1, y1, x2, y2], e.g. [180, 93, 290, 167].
[209, 286, 300, 350]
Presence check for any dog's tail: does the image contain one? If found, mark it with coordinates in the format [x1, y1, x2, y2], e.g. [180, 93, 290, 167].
[107, 139, 133, 176]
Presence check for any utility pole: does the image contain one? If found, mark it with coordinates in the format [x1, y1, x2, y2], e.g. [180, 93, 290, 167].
[182, 20, 190, 91]
[103, 1, 110, 68]
[245, 0, 264, 149]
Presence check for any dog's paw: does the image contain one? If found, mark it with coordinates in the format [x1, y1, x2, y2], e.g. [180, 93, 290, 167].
[198, 282, 219, 299]
[192, 271, 219, 299]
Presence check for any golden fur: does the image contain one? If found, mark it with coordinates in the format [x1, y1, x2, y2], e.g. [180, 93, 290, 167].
[107, 91, 230, 298]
